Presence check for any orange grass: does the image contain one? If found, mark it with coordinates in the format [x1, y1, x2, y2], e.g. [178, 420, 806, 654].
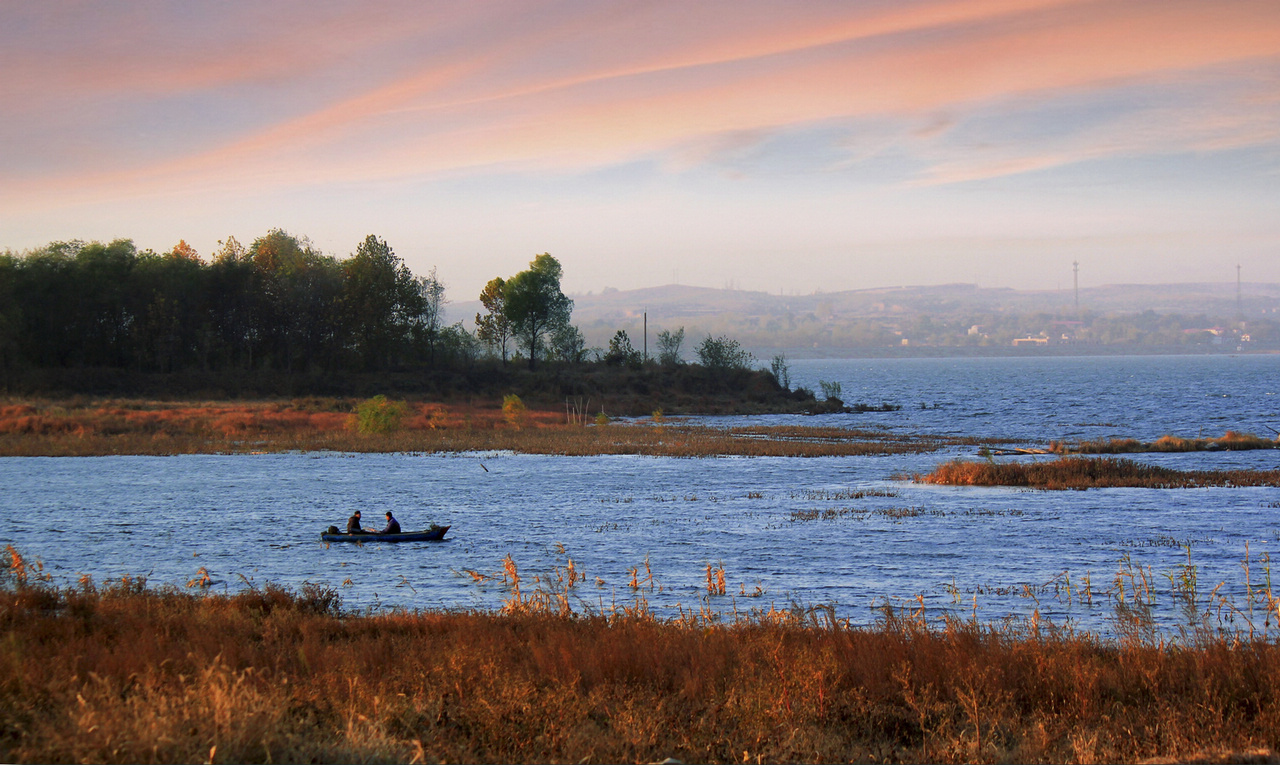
[1051, 431, 1279, 455]
[0, 398, 970, 457]
[915, 456, 1280, 490]
[4, 554, 1280, 764]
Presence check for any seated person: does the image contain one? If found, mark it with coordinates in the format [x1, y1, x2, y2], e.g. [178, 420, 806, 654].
[346, 510, 368, 534]
[381, 511, 401, 535]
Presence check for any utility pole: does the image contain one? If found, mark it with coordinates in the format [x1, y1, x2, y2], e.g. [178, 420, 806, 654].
[1072, 260, 1080, 318]
[643, 311, 648, 362]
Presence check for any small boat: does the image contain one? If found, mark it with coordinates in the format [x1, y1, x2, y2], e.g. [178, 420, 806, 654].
[321, 525, 450, 543]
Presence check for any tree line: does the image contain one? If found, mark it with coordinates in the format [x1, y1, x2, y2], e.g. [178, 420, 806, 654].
[0, 232, 465, 376]
[0, 233, 763, 382]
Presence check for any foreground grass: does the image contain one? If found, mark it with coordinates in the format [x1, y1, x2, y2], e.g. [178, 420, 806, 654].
[0, 398, 989, 457]
[916, 456, 1280, 490]
[4, 558, 1280, 765]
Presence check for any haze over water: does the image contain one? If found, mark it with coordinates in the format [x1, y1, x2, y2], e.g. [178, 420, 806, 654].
[3, 355, 1277, 637]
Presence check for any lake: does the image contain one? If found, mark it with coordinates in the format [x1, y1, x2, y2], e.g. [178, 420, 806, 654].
[2, 354, 1278, 636]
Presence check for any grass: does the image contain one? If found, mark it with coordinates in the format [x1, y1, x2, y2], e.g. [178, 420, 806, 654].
[4, 547, 1280, 764]
[1051, 431, 1279, 455]
[0, 397, 986, 458]
[914, 456, 1280, 490]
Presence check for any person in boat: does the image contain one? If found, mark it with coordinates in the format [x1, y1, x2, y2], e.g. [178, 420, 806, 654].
[380, 511, 401, 535]
[346, 510, 369, 534]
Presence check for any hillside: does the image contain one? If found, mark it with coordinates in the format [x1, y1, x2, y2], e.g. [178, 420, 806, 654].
[451, 282, 1280, 357]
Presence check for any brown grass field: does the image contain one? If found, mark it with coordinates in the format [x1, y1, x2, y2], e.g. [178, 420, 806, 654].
[4, 547, 1280, 765]
[0, 398, 993, 458]
[915, 456, 1280, 490]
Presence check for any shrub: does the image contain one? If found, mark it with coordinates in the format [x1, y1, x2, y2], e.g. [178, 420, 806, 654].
[502, 394, 527, 428]
[656, 327, 685, 366]
[353, 395, 407, 434]
[696, 335, 753, 372]
[604, 330, 642, 367]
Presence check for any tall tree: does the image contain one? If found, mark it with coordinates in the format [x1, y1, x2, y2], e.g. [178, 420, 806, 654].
[131, 246, 208, 371]
[73, 239, 139, 367]
[208, 236, 258, 369]
[413, 266, 448, 366]
[0, 252, 19, 379]
[474, 277, 512, 363]
[249, 229, 331, 371]
[503, 253, 572, 369]
[343, 234, 421, 370]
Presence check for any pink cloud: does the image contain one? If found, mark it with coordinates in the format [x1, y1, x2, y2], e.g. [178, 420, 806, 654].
[4, 0, 1280, 208]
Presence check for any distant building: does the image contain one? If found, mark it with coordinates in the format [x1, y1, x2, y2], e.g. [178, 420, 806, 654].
[1183, 328, 1228, 344]
[1012, 336, 1049, 346]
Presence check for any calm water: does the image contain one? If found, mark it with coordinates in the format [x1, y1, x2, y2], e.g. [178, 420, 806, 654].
[2, 355, 1278, 636]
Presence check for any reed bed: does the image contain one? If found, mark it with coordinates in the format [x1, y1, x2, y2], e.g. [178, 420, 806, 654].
[915, 456, 1280, 490]
[4, 547, 1280, 764]
[0, 398, 963, 458]
[1051, 431, 1279, 455]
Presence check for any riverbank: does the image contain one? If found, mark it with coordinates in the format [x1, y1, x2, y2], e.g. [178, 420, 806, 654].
[2, 550, 1277, 765]
[0, 398, 996, 457]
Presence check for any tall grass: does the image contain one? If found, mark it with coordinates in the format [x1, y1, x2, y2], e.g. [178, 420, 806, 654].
[1051, 431, 1279, 455]
[4, 547, 1280, 764]
[916, 456, 1280, 490]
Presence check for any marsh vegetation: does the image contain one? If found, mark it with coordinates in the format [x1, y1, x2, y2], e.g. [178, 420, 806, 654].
[1050, 431, 1279, 455]
[0, 398, 988, 457]
[5, 546, 1280, 765]
[915, 456, 1280, 490]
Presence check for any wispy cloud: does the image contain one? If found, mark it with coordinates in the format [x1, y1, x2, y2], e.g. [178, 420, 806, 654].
[3, 0, 1280, 226]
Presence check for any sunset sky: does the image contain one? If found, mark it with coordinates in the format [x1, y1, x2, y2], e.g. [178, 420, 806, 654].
[3, 0, 1279, 300]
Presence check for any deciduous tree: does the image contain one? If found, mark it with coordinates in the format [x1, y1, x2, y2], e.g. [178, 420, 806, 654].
[343, 234, 421, 370]
[475, 277, 512, 363]
[503, 253, 572, 369]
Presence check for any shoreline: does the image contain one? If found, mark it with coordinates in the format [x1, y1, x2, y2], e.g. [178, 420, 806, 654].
[0, 397, 998, 458]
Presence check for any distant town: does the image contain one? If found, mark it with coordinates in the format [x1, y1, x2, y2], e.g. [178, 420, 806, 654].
[518, 281, 1280, 358]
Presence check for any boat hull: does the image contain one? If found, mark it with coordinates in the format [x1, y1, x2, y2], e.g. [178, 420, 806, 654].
[321, 526, 449, 543]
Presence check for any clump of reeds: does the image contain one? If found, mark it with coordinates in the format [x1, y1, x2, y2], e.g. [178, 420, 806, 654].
[1052, 431, 1278, 455]
[915, 456, 1280, 490]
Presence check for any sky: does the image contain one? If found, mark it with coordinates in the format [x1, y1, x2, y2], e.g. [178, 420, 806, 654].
[3, 0, 1279, 301]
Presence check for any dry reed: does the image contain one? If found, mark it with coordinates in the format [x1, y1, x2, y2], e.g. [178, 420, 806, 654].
[1051, 431, 1279, 455]
[5, 548, 1280, 764]
[915, 456, 1280, 490]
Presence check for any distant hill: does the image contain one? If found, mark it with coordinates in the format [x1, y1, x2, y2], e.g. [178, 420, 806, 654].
[450, 282, 1280, 357]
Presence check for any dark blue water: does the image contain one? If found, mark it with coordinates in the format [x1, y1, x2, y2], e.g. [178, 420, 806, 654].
[783, 354, 1280, 443]
[1, 355, 1278, 637]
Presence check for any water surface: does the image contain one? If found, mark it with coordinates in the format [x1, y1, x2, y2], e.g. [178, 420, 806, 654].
[3, 355, 1278, 636]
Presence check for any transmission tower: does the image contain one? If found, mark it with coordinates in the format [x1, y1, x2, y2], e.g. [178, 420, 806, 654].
[1237, 264, 1243, 325]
